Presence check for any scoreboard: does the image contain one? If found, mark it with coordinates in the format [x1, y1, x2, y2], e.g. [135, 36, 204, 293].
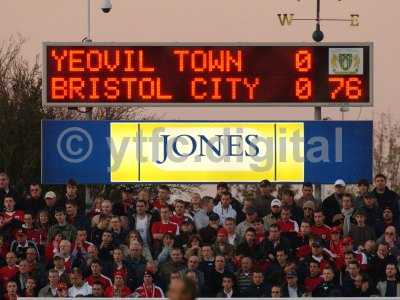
[43, 42, 372, 107]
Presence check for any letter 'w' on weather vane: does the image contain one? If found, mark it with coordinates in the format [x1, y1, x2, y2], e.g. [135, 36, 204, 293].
[277, 0, 360, 42]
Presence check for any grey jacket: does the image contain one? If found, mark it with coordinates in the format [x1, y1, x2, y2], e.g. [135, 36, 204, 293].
[38, 285, 57, 297]
[194, 209, 209, 230]
[376, 280, 400, 296]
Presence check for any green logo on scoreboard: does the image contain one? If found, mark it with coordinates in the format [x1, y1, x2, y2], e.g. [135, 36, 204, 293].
[329, 48, 363, 75]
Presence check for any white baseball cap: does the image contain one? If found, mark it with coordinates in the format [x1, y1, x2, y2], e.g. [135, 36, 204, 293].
[45, 191, 56, 199]
[334, 179, 346, 187]
[271, 199, 282, 208]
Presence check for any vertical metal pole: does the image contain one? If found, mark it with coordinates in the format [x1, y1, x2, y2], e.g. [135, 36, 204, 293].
[313, 0, 322, 202]
[85, 0, 92, 209]
[314, 107, 322, 201]
[87, 0, 91, 41]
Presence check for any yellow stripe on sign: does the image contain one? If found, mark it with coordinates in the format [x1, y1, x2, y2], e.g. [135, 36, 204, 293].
[276, 123, 304, 182]
[139, 122, 275, 182]
[110, 122, 139, 182]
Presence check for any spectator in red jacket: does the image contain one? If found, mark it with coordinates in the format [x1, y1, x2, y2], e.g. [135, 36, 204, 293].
[2, 196, 24, 228]
[55, 282, 69, 298]
[85, 259, 112, 289]
[277, 206, 299, 236]
[152, 185, 171, 211]
[134, 271, 164, 298]
[303, 260, 323, 294]
[104, 271, 132, 297]
[152, 206, 179, 241]
[311, 210, 331, 243]
[22, 213, 41, 246]
[0, 252, 18, 288]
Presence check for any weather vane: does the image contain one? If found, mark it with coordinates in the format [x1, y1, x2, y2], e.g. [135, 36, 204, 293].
[277, 0, 360, 42]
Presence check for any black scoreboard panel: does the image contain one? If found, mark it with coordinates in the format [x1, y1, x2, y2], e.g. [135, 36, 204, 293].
[43, 43, 372, 106]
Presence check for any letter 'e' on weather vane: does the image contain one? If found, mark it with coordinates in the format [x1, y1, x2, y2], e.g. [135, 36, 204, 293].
[277, 0, 360, 42]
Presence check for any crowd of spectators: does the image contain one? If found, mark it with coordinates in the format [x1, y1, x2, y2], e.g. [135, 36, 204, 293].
[0, 171, 400, 298]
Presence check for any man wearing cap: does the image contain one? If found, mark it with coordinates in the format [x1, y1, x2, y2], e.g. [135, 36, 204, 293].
[372, 174, 400, 220]
[43, 191, 57, 222]
[52, 253, 70, 284]
[328, 226, 345, 263]
[349, 208, 376, 248]
[104, 270, 132, 297]
[236, 206, 258, 240]
[322, 179, 346, 226]
[300, 239, 331, 276]
[199, 212, 220, 244]
[354, 179, 370, 209]
[264, 199, 282, 231]
[282, 271, 305, 297]
[253, 179, 275, 218]
[302, 201, 316, 223]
